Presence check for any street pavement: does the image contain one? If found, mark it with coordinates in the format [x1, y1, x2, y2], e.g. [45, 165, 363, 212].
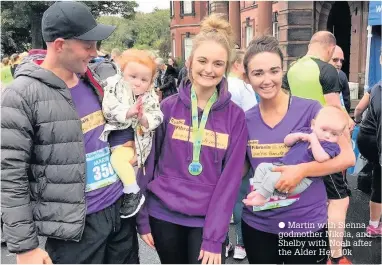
[1, 172, 381, 264]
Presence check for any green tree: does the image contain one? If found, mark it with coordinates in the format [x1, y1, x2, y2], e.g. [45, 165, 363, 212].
[96, 16, 131, 52]
[1, 1, 138, 56]
[98, 8, 171, 57]
[132, 9, 170, 49]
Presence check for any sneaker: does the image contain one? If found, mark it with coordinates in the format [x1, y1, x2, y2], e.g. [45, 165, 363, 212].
[120, 192, 145, 218]
[366, 224, 382, 237]
[225, 242, 233, 258]
[327, 256, 352, 264]
[233, 245, 246, 260]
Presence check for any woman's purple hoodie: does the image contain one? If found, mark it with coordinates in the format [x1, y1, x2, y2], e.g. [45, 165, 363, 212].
[137, 78, 248, 253]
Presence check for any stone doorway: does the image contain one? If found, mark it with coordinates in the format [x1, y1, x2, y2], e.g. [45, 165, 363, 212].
[323, 2, 352, 78]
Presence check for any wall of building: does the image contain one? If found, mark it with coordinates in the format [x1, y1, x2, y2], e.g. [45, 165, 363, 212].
[170, 1, 208, 60]
[239, 2, 281, 48]
[240, 2, 256, 48]
[170, 1, 369, 92]
[349, 1, 368, 89]
[315, 1, 368, 89]
[278, 1, 314, 70]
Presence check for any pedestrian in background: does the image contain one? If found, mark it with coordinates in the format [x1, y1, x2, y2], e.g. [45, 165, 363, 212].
[155, 57, 177, 100]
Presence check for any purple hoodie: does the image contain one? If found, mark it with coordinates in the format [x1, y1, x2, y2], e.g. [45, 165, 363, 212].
[137, 78, 248, 253]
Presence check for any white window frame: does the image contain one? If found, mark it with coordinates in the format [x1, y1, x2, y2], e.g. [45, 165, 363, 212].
[246, 26, 253, 48]
[273, 22, 279, 40]
[183, 1, 193, 14]
[184, 37, 193, 61]
[170, 1, 175, 17]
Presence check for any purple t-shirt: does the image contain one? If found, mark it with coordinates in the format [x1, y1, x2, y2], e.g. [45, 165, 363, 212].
[243, 96, 328, 234]
[280, 127, 341, 165]
[70, 79, 123, 215]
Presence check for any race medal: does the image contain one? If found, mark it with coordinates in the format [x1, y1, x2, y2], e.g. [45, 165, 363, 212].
[188, 161, 203, 176]
[188, 86, 217, 176]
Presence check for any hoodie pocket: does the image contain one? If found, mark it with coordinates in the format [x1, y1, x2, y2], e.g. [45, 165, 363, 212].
[147, 176, 216, 217]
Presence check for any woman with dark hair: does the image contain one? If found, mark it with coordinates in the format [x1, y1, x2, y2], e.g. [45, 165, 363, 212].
[155, 58, 177, 100]
[167, 57, 179, 77]
[242, 36, 355, 264]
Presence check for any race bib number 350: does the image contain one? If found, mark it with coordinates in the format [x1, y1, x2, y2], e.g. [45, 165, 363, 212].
[86, 147, 118, 192]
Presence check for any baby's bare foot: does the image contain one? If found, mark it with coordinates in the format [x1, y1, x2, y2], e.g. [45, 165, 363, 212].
[243, 191, 268, 206]
[249, 194, 268, 206]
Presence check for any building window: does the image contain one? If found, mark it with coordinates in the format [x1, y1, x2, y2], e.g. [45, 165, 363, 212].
[183, 1, 193, 14]
[170, 1, 174, 17]
[180, 1, 194, 17]
[246, 26, 253, 47]
[172, 39, 176, 57]
[273, 22, 279, 40]
[184, 36, 193, 60]
[272, 12, 279, 40]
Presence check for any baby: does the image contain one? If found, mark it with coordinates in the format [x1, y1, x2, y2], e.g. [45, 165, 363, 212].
[244, 105, 348, 206]
[100, 49, 163, 218]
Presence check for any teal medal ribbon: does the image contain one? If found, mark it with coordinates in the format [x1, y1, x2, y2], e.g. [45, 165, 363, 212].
[188, 86, 217, 176]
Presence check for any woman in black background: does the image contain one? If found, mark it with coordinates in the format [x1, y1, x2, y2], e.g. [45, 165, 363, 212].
[356, 51, 382, 237]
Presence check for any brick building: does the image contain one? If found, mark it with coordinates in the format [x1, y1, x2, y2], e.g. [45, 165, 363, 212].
[170, 1, 370, 91]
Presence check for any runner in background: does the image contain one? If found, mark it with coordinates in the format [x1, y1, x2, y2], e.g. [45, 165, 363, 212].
[356, 50, 382, 237]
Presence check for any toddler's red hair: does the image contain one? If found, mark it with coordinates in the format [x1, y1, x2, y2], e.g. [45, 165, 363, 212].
[118, 49, 157, 82]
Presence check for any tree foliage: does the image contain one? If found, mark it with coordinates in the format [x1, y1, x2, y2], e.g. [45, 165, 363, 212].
[98, 9, 171, 58]
[1, 1, 138, 56]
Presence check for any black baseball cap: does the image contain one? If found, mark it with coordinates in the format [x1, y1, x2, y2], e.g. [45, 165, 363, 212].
[42, 1, 116, 42]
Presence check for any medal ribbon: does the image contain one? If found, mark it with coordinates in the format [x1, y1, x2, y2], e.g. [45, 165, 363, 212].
[190, 86, 217, 164]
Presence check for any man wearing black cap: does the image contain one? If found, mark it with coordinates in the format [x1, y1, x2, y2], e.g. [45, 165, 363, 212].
[1, 1, 139, 264]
